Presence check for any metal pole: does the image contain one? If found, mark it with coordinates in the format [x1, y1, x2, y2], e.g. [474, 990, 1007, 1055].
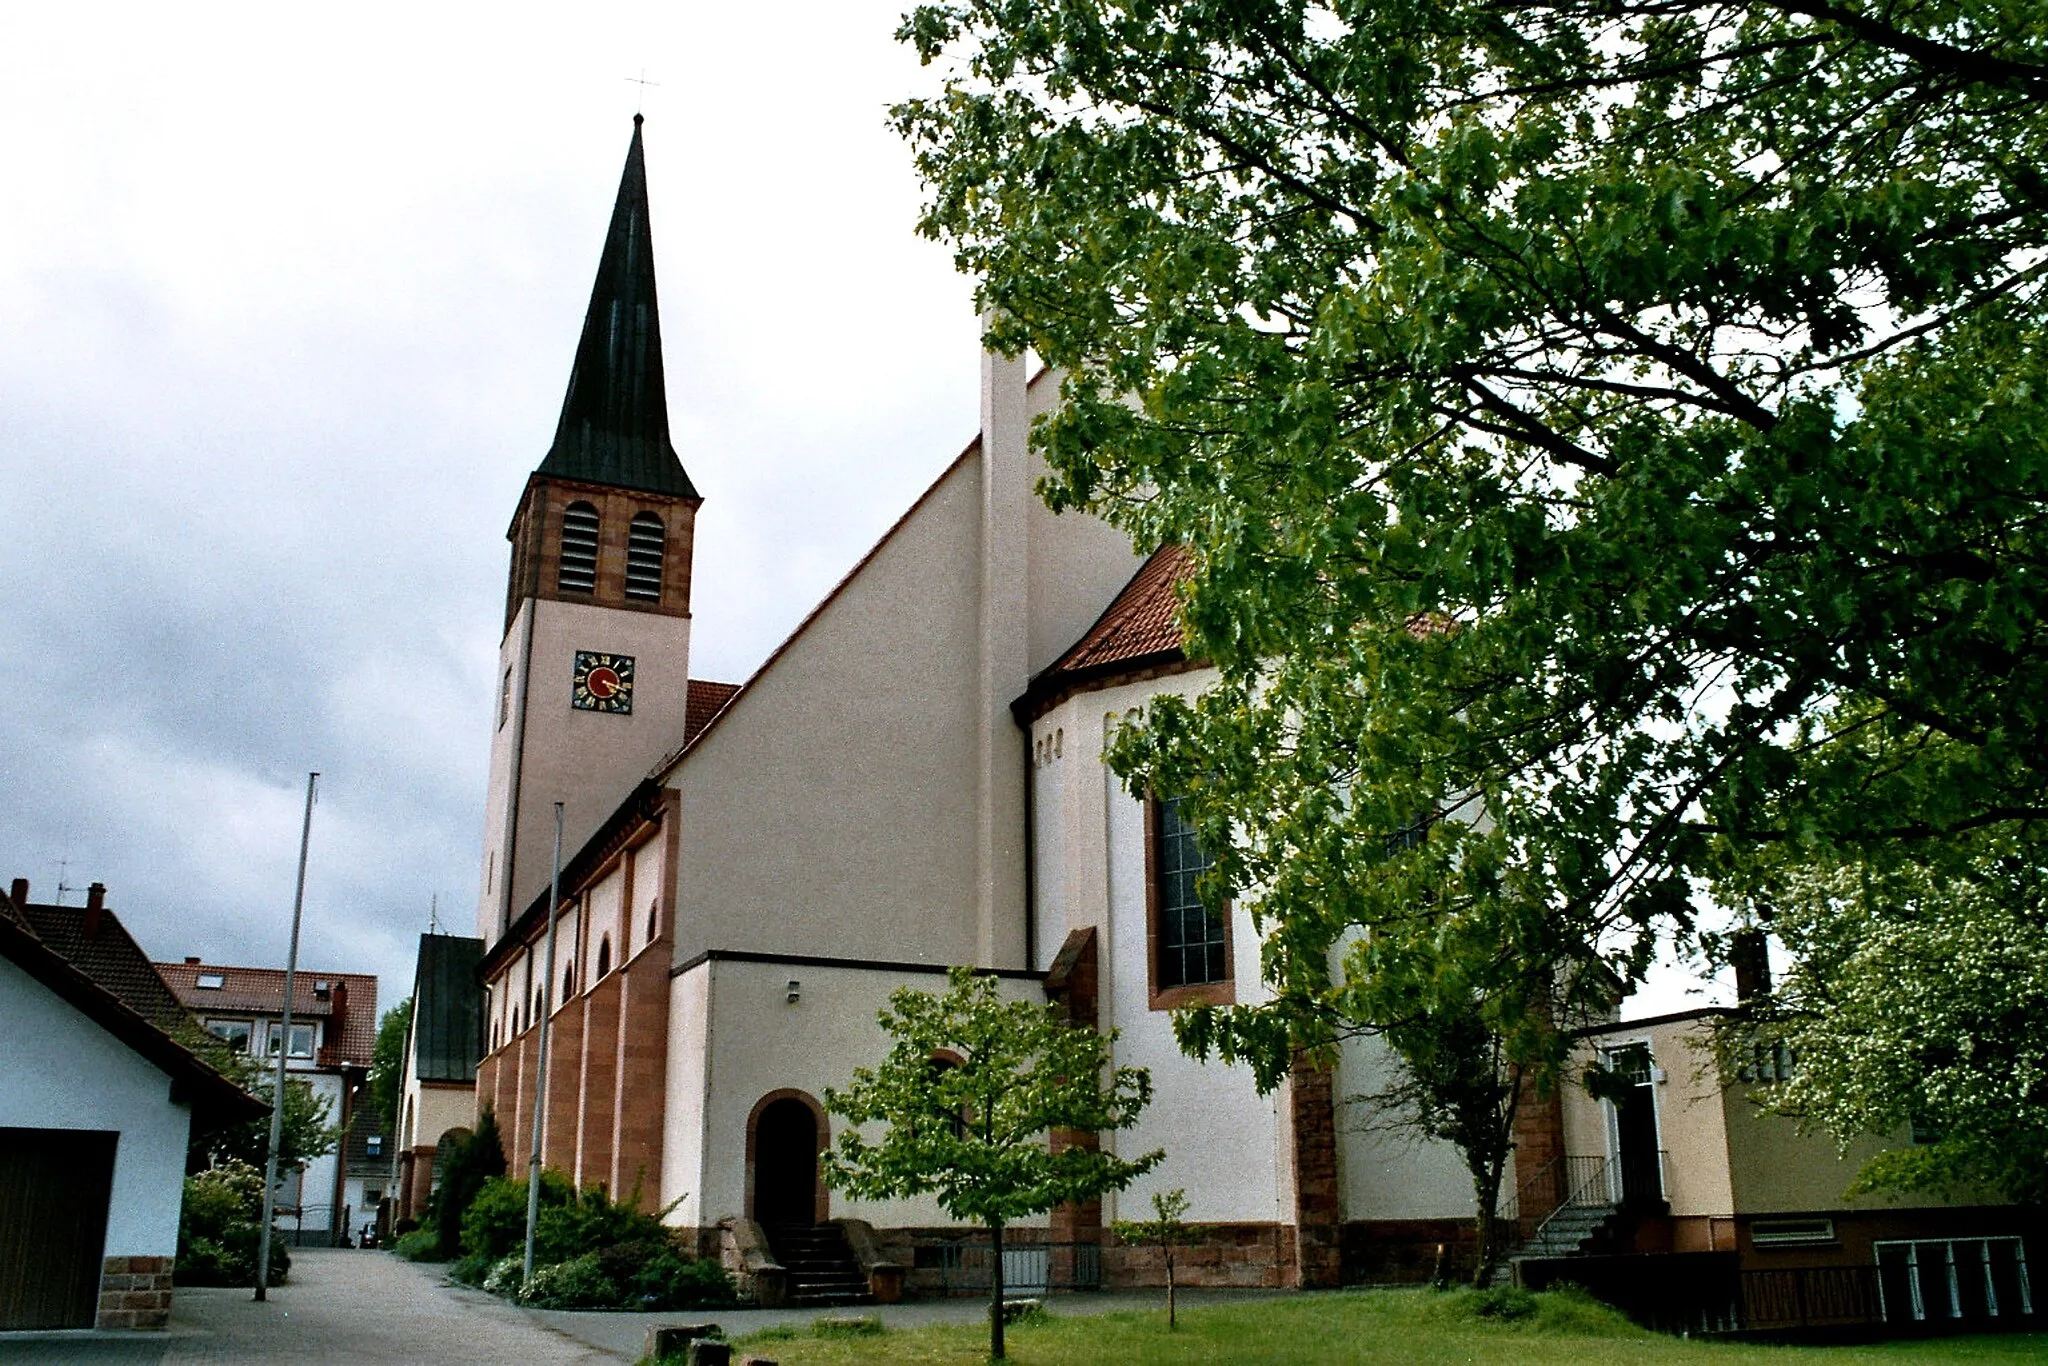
[522, 803, 565, 1282]
[256, 771, 318, 1301]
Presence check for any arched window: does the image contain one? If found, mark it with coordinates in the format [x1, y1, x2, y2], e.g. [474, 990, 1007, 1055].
[558, 502, 599, 592]
[563, 961, 576, 999]
[625, 512, 665, 601]
[596, 935, 612, 979]
[647, 899, 658, 941]
[533, 987, 544, 1022]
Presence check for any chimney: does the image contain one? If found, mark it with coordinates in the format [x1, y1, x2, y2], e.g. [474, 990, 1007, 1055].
[185, 955, 201, 966]
[331, 980, 350, 1055]
[9, 879, 26, 908]
[1731, 929, 1772, 1003]
[83, 882, 106, 937]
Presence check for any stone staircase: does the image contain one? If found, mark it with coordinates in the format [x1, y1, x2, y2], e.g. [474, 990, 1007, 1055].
[763, 1223, 874, 1307]
[1519, 1202, 1619, 1259]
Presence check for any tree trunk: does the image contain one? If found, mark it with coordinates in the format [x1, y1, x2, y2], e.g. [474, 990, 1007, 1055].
[1165, 1244, 1177, 1329]
[990, 1218, 1006, 1360]
[1470, 1163, 1505, 1287]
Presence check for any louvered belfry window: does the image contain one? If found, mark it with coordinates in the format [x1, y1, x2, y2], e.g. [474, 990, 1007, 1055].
[625, 512, 665, 601]
[558, 502, 600, 592]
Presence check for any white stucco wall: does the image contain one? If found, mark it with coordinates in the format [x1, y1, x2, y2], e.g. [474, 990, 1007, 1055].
[0, 956, 191, 1256]
[1032, 674, 1475, 1229]
[1334, 1032, 1485, 1221]
[664, 958, 1053, 1233]
[668, 455, 986, 968]
[480, 592, 695, 946]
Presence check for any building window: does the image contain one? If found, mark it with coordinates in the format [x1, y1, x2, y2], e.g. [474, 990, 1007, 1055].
[499, 668, 513, 729]
[1752, 1218, 1835, 1247]
[206, 1018, 252, 1050]
[625, 512, 665, 601]
[1147, 795, 1233, 1009]
[264, 1022, 315, 1059]
[366, 1135, 383, 1158]
[558, 502, 600, 593]
[596, 935, 612, 978]
[196, 972, 225, 990]
[647, 899, 658, 942]
[563, 961, 575, 999]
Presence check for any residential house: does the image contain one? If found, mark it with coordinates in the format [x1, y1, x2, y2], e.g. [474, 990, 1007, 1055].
[154, 957, 377, 1246]
[1, 879, 262, 1330]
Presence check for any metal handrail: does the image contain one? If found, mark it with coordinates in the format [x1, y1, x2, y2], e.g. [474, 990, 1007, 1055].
[1528, 1156, 1612, 1246]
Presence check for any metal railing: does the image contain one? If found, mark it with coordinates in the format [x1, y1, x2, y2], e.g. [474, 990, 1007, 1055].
[1499, 1154, 1614, 1226]
[919, 1242, 1103, 1295]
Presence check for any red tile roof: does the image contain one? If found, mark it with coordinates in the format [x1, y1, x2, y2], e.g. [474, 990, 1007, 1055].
[1011, 545, 1199, 722]
[155, 961, 379, 1067]
[1046, 544, 1193, 675]
[684, 679, 741, 743]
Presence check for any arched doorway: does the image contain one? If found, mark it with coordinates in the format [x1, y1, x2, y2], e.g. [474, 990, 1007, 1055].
[749, 1093, 823, 1228]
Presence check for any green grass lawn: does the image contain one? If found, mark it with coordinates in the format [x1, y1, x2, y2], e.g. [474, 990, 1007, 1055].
[700, 1288, 2048, 1365]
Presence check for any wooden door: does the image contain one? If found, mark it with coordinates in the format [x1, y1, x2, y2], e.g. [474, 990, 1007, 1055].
[0, 1128, 118, 1330]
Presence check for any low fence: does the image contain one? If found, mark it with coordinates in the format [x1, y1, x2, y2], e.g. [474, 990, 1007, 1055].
[1742, 1266, 1885, 1331]
[1519, 1255, 2041, 1339]
[916, 1241, 1103, 1296]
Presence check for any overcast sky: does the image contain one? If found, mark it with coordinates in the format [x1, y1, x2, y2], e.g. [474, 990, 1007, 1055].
[0, 1, 982, 1009]
[0, 2, 1719, 1022]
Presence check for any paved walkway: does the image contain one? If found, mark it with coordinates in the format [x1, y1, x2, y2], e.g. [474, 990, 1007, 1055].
[0, 1249, 1286, 1364]
[0, 1250, 620, 1365]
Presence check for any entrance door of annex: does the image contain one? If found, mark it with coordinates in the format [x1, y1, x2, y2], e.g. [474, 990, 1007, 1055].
[751, 1097, 820, 1227]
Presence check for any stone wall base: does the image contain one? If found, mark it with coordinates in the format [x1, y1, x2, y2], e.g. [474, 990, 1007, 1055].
[1107, 1223, 1297, 1289]
[1342, 1218, 1478, 1284]
[95, 1255, 173, 1330]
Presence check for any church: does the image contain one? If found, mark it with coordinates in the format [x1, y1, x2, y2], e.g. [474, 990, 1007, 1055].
[452, 115, 1478, 1296]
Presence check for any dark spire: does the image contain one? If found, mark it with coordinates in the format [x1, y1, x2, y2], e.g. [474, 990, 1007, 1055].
[537, 117, 698, 499]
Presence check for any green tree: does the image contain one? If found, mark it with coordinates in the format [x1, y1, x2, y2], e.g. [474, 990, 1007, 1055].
[1110, 1189, 1199, 1329]
[1712, 843, 2048, 1204]
[824, 967, 1161, 1360]
[892, 0, 2048, 1183]
[430, 1102, 508, 1258]
[184, 1029, 338, 1174]
[367, 996, 412, 1139]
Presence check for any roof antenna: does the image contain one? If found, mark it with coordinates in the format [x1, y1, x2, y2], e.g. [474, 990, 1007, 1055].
[54, 858, 73, 906]
[625, 69, 660, 117]
[428, 893, 439, 935]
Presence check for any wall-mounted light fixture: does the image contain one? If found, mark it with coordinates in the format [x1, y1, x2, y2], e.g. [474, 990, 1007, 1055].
[786, 979, 801, 1004]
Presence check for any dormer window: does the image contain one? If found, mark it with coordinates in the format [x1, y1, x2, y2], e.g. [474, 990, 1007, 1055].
[625, 512, 665, 601]
[196, 972, 225, 990]
[558, 502, 600, 593]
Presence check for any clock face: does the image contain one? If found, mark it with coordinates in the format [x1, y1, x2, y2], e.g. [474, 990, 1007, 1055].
[571, 651, 635, 714]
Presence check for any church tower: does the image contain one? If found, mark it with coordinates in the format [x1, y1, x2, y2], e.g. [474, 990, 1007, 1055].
[477, 116, 700, 945]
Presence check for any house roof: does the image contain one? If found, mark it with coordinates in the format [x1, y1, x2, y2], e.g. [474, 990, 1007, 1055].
[684, 678, 742, 745]
[410, 933, 483, 1084]
[0, 891, 264, 1131]
[155, 961, 379, 1067]
[1013, 544, 1198, 719]
[535, 115, 697, 501]
[10, 897, 190, 1034]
